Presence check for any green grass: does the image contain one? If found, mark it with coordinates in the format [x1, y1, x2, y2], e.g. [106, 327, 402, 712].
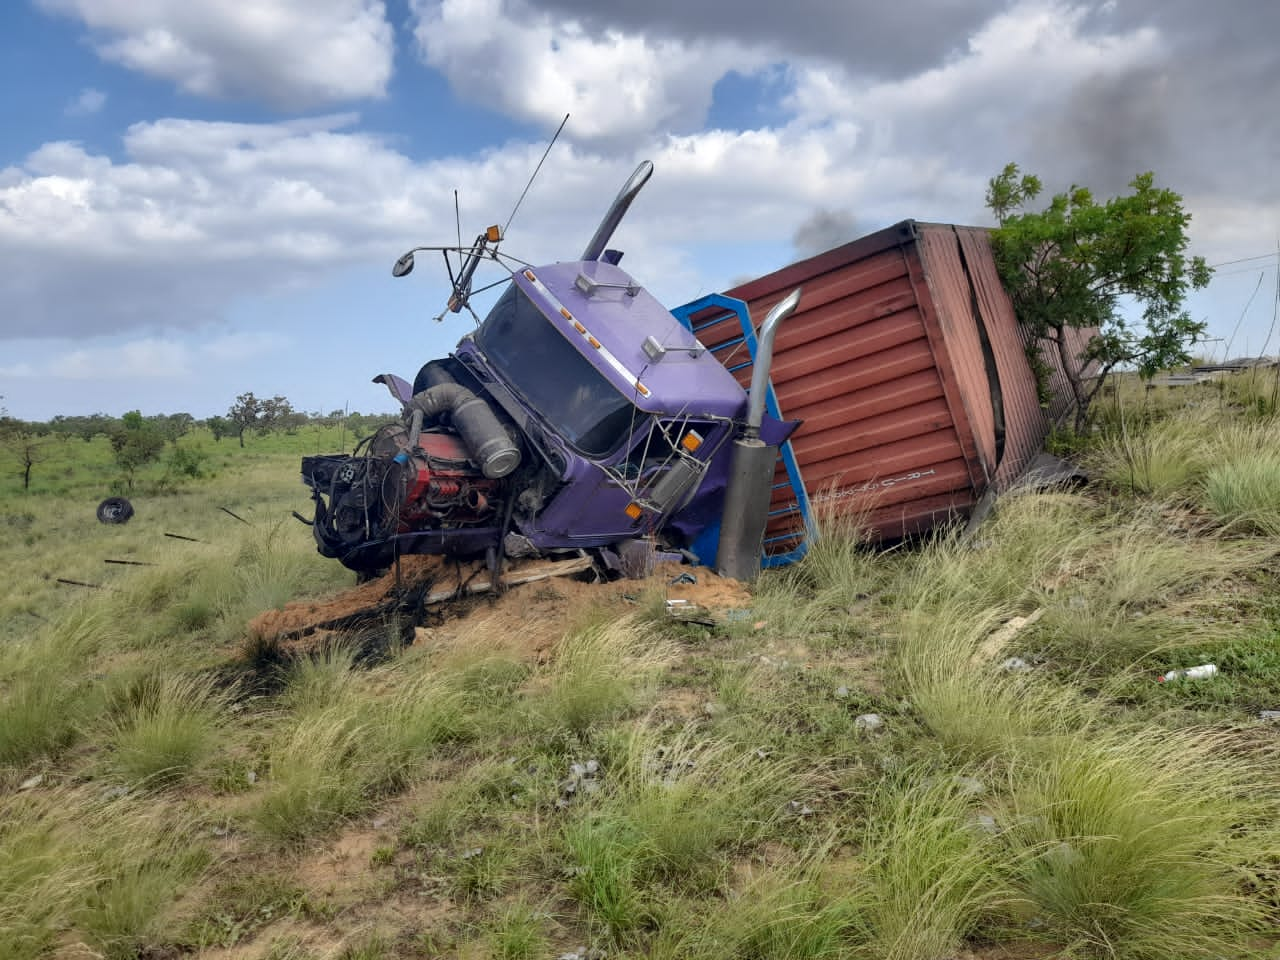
[3, 389, 1280, 959]
[253, 705, 376, 845]
[107, 671, 228, 786]
[1203, 449, 1280, 536]
[536, 613, 675, 738]
[853, 770, 1011, 960]
[893, 600, 1086, 759]
[186, 872, 315, 949]
[0, 792, 96, 960]
[655, 857, 859, 960]
[1087, 405, 1215, 498]
[1001, 728, 1273, 958]
[485, 900, 550, 960]
[77, 812, 211, 960]
[0, 662, 98, 765]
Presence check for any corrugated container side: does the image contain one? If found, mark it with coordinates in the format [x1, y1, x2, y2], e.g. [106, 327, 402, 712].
[950, 227, 1053, 488]
[696, 219, 1085, 544]
[707, 221, 991, 542]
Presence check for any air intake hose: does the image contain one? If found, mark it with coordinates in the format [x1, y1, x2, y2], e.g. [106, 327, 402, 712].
[407, 384, 521, 479]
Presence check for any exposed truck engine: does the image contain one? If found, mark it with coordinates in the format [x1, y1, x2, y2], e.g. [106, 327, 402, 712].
[301, 161, 800, 580]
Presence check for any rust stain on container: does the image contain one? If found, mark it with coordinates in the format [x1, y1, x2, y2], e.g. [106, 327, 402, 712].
[693, 220, 1079, 547]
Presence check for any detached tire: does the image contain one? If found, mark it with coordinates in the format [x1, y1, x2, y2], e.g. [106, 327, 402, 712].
[97, 497, 134, 524]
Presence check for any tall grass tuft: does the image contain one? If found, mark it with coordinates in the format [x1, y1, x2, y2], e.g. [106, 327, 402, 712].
[0, 608, 122, 765]
[606, 726, 801, 887]
[0, 792, 96, 960]
[653, 845, 859, 960]
[561, 727, 803, 943]
[853, 769, 1011, 960]
[562, 816, 656, 946]
[778, 496, 880, 613]
[1, 791, 209, 960]
[280, 638, 359, 713]
[1087, 406, 1216, 498]
[538, 614, 674, 737]
[369, 660, 473, 790]
[253, 706, 373, 845]
[1003, 727, 1272, 958]
[894, 601, 1085, 759]
[1033, 516, 1272, 669]
[76, 806, 211, 959]
[485, 900, 549, 960]
[107, 672, 228, 786]
[1203, 449, 1280, 536]
[0, 663, 95, 765]
[887, 492, 1100, 615]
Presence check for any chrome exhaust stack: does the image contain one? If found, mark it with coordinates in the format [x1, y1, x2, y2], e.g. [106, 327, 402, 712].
[716, 288, 803, 582]
[581, 161, 654, 262]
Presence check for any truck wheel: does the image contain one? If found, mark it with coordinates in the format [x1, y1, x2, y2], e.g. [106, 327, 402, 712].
[97, 497, 134, 524]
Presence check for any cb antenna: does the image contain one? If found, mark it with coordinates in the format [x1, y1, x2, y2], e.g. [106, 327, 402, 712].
[502, 113, 569, 237]
[454, 189, 462, 250]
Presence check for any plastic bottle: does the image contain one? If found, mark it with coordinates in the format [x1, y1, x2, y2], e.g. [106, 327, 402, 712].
[1157, 663, 1218, 683]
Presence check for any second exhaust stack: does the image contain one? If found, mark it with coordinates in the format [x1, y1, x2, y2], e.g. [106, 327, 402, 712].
[716, 287, 803, 582]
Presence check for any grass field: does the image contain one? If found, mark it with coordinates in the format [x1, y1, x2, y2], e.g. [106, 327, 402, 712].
[1, 374, 1279, 960]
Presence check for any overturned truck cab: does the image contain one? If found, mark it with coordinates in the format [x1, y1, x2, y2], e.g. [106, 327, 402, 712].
[302, 163, 800, 578]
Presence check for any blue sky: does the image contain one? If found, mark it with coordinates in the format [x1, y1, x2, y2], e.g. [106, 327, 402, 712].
[2, 0, 1277, 421]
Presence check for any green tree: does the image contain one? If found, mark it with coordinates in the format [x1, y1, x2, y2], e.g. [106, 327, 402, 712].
[258, 395, 302, 434]
[205, 415, 232, 442]
[110, 411, 165, 491]
[227, 392, 261, 448]
[986, 164, 1212, 431]
[2, 427, 46, 491]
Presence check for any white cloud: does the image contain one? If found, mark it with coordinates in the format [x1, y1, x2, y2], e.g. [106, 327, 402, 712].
[36, 0, 394, 107]
[47, 338, 192, 380]
[2, 330, 294, 382]
[410, 0, 762, 144]
[2, 1, 1271, 356]
[64, 87, 107, 116]
[201, 331, 290, 362]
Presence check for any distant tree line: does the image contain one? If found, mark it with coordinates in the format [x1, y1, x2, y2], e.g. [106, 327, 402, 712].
[1, 396, 394, 491]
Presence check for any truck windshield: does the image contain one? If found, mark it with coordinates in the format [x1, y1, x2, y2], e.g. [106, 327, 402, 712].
[475, 284, 639, 458]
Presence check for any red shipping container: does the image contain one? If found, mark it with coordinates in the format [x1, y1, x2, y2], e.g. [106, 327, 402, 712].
[685, 219, 1088, 548]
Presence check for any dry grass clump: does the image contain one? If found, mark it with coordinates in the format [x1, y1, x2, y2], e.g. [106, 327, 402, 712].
[536, 613, 676, 738]
[893, 600, 1087, 759]
[851, 770, 1012, 960]
[0, 790, 209, 960]
[1087, 404, 1217, 498]
[107, 671, 229, 786]
[1001, 727, 1275, 958]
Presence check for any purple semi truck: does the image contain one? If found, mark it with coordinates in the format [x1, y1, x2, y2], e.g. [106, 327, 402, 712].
[301, 162, 801, 581]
